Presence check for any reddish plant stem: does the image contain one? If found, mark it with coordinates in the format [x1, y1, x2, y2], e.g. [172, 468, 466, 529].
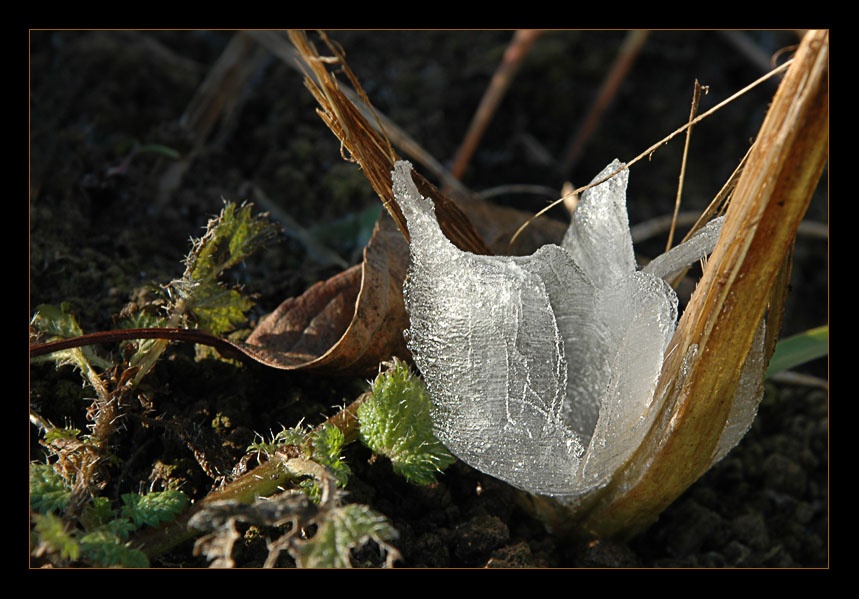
[449, 30, 543, 181]
[29, 327, 245, 361]
[559, 30, 649, 177]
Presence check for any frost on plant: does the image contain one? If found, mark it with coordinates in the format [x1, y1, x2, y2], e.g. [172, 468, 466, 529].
[393, 160, 764, 498]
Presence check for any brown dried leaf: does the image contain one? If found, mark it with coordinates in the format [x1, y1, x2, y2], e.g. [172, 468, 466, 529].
[236, 212, 410, 376]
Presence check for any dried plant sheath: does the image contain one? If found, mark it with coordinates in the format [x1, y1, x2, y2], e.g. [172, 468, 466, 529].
[574, 29, 828, 540]
[288, 30, 490, 257]
[393, 30, 827, 540]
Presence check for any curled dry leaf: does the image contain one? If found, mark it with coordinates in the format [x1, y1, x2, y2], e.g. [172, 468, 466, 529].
[237, 212, 410, 376]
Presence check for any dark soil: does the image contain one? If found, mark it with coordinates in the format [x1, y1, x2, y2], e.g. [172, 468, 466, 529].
[29, 30, 828, 569]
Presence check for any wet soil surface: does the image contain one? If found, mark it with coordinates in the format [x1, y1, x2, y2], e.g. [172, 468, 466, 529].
[29, 30, 827, 568]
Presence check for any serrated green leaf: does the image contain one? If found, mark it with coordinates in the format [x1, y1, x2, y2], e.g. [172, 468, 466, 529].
[300, 424, 350, 502]
[358, 359, 455, 485]
[31, 512, 80, 561]
[31, 302, 83, 338]
[190, 202, 279, 282]
[293, 504, 398, 568]
[79, 529, 149, 567]
[310, 424, 346, 467]
[188, 281, 254, 336]
[166, 202, 277, 337]
[30, 303, 112, 370]
[29, 463, 71, 514]
[120, 490, 189, 528]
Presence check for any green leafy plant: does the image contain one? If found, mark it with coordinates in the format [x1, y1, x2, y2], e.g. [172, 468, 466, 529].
[121, 489, 189, 528]
[30, 201, 280, 567]
[359, 358, 456, 485]
[123, 359, 459, 568]
[29, 462, 72, 515]
[29, 462, 187, 567]
[131, 202, 280, 382]
[28, 201, 461, 563]
[245, 422, 351, 504]
[31, 271, 450, 568]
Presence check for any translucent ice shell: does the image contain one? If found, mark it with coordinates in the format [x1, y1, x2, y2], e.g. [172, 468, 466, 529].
[393, 160, 759, 497]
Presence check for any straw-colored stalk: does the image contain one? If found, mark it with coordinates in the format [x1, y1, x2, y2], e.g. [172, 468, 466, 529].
[564, 29, 828, 540]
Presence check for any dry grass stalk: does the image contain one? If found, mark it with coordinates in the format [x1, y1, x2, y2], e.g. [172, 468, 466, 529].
[247, 30, 473, 201]
[575, 29, 828, 540]
[287, 30, 491, 256]
[560, 30, 650, 175]
[450, 30, 543, 180]
[666, 79, 705, 251]
[508, 55, 794, 252]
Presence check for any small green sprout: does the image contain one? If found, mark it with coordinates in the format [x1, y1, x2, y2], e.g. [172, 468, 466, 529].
[30, 303, 112, 395]
[358, 358, 455, 486]
[245, 423, 350, 503]
[120, 489, 189, 528]
[303, 424, 351, 500]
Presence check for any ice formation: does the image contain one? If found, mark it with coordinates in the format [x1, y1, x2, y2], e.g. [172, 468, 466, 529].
[393, 160, 760, 497]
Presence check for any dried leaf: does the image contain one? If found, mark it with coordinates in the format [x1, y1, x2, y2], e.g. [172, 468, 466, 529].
[238, 212, 410, 375]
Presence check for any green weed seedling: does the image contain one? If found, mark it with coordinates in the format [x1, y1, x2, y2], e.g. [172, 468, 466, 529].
[30, 203, 454, 568]
[30, 202, 276, 567]
[188, 360, 455, 568]
[358, 358, 456, 486]
[30, 462, 188, 567]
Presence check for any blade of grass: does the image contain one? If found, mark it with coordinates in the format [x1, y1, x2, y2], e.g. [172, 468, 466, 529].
[765, 325, 828, 378]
